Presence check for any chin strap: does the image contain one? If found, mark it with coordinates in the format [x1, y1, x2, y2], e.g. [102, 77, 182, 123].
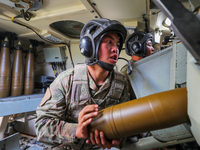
[97, 60, 115, 71]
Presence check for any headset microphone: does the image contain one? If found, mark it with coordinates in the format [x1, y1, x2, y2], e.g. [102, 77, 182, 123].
[118, 57, 132, 75]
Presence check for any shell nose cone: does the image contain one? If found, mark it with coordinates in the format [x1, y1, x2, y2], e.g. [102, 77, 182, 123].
[4, 37, 9, 42]
[29, 44, 33, 49]
[18, 41, 22, 46]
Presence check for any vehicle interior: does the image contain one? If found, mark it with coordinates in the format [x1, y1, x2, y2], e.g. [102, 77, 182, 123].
[0, 0, 200, 149]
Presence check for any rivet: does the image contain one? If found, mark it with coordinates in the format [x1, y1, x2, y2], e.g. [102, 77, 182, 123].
[92, 3, 96, 6]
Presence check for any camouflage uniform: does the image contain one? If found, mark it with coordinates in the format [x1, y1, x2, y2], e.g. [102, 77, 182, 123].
[120, 60, 136, 100]
[35, 64, 129, 150]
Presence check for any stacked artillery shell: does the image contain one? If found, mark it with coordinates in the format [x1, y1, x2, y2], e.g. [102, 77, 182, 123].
[0, 37, 11, 98]
[88, 87, 189, 140]
[11, 41, 24, 96]
[24, 44, 34, 95]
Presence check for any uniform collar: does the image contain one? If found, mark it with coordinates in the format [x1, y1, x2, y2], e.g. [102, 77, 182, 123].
[88, 71, 113, 93]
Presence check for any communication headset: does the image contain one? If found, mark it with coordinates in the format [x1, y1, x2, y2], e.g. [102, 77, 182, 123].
[79, 18, 127, 71]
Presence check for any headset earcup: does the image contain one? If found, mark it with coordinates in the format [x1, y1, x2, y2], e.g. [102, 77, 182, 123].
[131, 42, 142, 54]
[79, 36, 93, 58]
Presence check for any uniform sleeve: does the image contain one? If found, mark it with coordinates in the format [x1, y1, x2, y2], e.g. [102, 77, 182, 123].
[34, 74, 81, 149]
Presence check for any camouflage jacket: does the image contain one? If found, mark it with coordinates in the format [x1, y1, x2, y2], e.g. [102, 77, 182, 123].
[35, 64, 129, 150]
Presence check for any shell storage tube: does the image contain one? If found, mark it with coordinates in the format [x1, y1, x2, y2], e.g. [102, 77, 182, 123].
[24, 44, 34, 95]
[0, 37, 11, 98]
[11, 41, 24, 96]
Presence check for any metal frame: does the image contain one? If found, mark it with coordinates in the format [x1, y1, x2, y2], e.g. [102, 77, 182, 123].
[0, 94, 44, 117]
[0, 132, 21, 149]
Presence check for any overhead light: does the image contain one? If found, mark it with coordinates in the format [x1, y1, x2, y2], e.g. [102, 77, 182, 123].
[162, 17, 172, 28]
[50, 20, 84, 39]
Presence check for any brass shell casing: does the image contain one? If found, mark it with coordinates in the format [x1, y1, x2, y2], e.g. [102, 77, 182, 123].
[88, 87, 189, 140]
[0, 46, 11, 98]
[11, 48, 24, 96]
[24, 52, 34, 95]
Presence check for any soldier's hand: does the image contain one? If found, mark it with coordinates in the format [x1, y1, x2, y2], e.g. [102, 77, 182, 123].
[86, 130, 120, 149]
[75, 104, 98, 139]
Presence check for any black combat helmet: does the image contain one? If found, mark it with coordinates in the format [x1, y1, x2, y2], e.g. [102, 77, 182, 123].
[79, 18, 127, 71]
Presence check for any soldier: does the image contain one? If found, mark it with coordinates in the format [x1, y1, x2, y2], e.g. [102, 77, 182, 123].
[35, 18, 129, 150]
[120, 31, 154, 100]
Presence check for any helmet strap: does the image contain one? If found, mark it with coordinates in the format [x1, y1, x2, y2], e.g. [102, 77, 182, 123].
[97, 60, 115, 71]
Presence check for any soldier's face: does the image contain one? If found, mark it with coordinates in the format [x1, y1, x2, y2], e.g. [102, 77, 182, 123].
[145, 40, 154, 56]
[98, 33, 120, 65]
